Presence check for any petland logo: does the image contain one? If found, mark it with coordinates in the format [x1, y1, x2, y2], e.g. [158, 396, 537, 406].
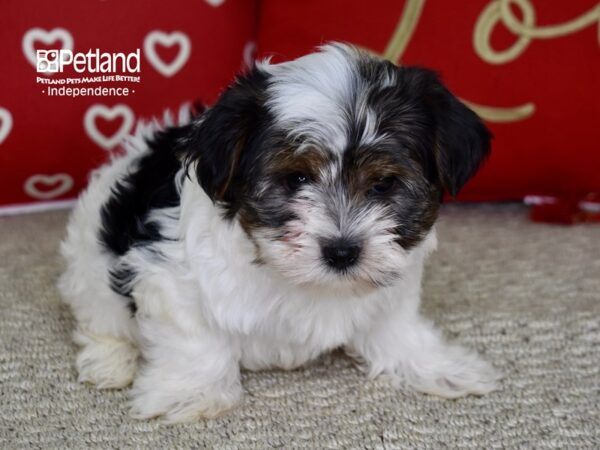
[36, 49, 140, 73]
[36, 49, 141, 98]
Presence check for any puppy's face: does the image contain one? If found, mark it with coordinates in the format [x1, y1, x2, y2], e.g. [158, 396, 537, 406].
[184, 44, 491, 289]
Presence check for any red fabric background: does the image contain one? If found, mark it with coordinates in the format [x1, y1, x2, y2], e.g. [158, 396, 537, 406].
[256, 0, 600, 202]
[1, 1, 598, 212]
[0, 0, 257, 206]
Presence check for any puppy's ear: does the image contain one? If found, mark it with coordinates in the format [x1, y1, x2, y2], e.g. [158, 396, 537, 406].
[182, 67, 270, 203]
[417, 69, 492, 197]
[432, 86, 492, 197]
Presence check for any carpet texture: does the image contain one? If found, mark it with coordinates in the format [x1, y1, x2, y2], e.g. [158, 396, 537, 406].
[1, 204, 599, 449]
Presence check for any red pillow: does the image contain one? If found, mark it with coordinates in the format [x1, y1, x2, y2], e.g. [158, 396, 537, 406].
[0, 0, 257, 210]
[256, 0, 600, 207]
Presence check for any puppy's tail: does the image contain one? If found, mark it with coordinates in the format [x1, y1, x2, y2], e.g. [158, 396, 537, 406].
[119, 101, 206, 158]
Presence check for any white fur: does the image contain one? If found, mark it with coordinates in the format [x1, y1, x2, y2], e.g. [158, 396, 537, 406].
[260, 44, 389, 152]
[60, 168, 498, 420]
[59, 47, 499, 423]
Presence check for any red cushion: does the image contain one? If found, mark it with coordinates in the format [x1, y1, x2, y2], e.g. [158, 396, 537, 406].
[0, 0, 256, 208]
[256, 0, 600, 203]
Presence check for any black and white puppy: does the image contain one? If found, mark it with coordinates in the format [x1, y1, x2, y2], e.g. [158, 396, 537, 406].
[60, 43, 497, 422]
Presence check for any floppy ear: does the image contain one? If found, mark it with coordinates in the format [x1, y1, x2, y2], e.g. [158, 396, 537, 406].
[435, 84, 492, 197]
[427, 75, 492, 197]
[182, 67, 270, 203]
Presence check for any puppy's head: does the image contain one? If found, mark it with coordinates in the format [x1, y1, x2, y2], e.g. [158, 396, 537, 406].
[183, 44, 491, 289]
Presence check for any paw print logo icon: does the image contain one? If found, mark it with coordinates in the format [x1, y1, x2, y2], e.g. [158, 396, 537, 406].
[36, 49, 60, 73]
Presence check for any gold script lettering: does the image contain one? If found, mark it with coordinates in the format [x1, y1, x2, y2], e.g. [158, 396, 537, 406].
[368, 0, 537, 122]
[474, 0, 600, 64]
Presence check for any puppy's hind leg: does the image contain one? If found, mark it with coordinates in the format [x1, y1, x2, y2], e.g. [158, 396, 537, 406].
[72, 326, 139, 389]
[58, 140, 148, 389]
[59, 265, 140, 389]
[59, 230, 140, 389]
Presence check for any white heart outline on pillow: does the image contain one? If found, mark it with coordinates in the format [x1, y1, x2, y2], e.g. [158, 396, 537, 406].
[84, 104, 135, 150]
[144, 31, 191, 78]
[0, 107, 13, 145]
[22, 27, 74, 73]
[24, 173, 74, 200]
[205, 0, 226, 7]
[243, 41, 256, 69]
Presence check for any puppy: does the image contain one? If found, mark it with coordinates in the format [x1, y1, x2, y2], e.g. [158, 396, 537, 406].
[59, 43, 497, 422]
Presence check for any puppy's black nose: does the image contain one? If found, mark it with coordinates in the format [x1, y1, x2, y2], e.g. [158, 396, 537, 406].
[322, 240, 361, 270]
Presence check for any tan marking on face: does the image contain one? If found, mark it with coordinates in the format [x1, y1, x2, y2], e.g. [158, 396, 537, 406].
[343, 150, 410, 199]
[265, 146, 333, 181]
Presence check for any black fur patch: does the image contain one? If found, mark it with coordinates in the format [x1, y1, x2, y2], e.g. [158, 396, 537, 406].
[99, 122, 196, 306]
[108, 265, 137, 313]
[99, 126, 191, 256]
[182, 67, 273, 219]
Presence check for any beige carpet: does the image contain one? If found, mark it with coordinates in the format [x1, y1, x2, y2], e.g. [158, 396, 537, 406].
[1, 204, 599, 449]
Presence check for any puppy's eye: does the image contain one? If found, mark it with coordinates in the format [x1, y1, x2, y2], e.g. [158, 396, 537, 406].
[369, 176, 397, 196]
[284, 172, 310, 192]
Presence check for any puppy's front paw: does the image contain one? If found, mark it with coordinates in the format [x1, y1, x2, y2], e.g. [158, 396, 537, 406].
[129, 375, 243, 423]
[398, 346, 501, 399]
